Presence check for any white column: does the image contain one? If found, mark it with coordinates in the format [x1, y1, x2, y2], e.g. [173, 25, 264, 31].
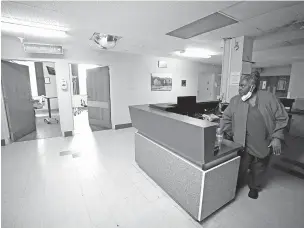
[220, 36, 254, 102]
[55, 61, 74, 135]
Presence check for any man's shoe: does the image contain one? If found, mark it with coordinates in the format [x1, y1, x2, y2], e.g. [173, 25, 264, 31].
[248, 189, 259, 199]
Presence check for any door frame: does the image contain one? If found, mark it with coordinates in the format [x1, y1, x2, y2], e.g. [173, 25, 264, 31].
[68, 62, 113, 131]
[1, 58, 113, 140]
[1, 84, 12, 143]
[1, 82, 14, 141]
[1, 58, 60, 143]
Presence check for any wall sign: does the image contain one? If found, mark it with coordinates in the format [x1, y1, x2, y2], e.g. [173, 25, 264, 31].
[61, 78, 68, 91]
[181, 80, 186, 87]
[158, 61, 167, 68]
[261, 81, 267, 90]
[45, 77, 51, 84]
[230, 72, 241, 85]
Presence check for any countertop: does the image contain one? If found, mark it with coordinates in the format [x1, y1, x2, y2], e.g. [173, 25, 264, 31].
[215, 139, 242, 158]
[134, 104, 217, 128]
[290, 109, 304, 115]
[130, 104, 243, 168]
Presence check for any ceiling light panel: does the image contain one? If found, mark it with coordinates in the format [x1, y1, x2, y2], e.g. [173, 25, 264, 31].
[221, 1, 301, 21]
[1, 17, 68, 38]
[166, 12, 238, 39]
[174, 48, 217, 59]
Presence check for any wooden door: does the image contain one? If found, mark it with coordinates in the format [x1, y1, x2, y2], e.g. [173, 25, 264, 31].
[1, 60, 36, 141]
[86, 66, 112, 131]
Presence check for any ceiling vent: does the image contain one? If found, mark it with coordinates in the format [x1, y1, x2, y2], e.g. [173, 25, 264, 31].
[90, 33, 122, 49]
[23, 43, 63, 54]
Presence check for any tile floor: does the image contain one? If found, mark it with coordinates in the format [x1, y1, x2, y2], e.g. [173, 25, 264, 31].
[2, 128, 304, 228]
[74, 109, 111, 134]
[17, 114, 61, 142]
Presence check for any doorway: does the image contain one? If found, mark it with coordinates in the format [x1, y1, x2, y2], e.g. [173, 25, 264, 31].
[1, 60, 61, 142]
[69, 63, 112, 134]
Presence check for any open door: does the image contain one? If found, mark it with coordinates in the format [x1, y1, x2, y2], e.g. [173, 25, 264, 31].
[1, 60, 36, 141]
[86, 66, 112, 131]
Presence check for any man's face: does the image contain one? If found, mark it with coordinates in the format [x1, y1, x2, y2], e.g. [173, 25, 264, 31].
[239, 79, 252, 96]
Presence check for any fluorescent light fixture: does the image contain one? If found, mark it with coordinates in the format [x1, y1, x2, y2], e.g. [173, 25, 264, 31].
[174, 48, 216, 59]
[79, 64, 100, 69]
[1, 17, 68, 38]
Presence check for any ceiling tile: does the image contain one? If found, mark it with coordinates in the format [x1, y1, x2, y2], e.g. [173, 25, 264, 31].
[1, 1, 68, 27]
[1, 1, 302, 68]
[221, 1, 301, 21]
[244, 2, 304, 32]
[14, 1, 59, 12]
[253, 44, 304, 61]
[254, 30, 304, 51]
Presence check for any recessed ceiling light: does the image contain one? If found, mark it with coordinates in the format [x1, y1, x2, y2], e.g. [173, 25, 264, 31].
[174, 48, 217, 59]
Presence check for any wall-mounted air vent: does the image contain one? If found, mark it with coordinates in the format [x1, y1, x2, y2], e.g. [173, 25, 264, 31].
[23, 43, 63, 54]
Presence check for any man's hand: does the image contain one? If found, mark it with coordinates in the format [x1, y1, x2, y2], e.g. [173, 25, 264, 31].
[268, 138, 282, 156]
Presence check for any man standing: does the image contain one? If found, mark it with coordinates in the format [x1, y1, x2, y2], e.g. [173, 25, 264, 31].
[220, 71, 288, 199]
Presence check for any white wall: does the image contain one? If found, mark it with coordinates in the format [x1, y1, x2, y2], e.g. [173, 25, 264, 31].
[12, 61, 38, 97]
[197, 66, 222, 102]
[255, 66, 291, 76]
[1, 35, 221, 132]
[288, 62, 304, 98]
[42, 62, 59, 110]
[28, 62, 38, 97]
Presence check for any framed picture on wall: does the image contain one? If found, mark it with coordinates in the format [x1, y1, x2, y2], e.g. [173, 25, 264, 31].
[260, 80, 267, 90]
[151, 73, 172, 91]
[277, 78, 287, 91]
[181, 80, 186, 87]
[45, 77, 51, 84]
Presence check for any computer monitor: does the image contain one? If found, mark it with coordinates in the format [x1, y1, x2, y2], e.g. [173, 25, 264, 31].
[177, 96, 196, 107]
[220, 103, 229, 112]
[46, 66, 56, 75]
[197, 100, 220, 114]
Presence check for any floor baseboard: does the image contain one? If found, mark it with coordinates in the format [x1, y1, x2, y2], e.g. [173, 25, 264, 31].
[115, 123, 132, 130]
[63, 131, 73, 137]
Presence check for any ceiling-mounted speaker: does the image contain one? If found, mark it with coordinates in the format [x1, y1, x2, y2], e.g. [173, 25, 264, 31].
[23, 43, 63, 54]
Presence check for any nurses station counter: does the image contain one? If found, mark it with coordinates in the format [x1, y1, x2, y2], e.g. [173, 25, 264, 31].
[129, 104, 242, 222]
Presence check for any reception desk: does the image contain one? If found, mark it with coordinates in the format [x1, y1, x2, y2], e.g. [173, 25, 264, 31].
[129, 104, 242, 221]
